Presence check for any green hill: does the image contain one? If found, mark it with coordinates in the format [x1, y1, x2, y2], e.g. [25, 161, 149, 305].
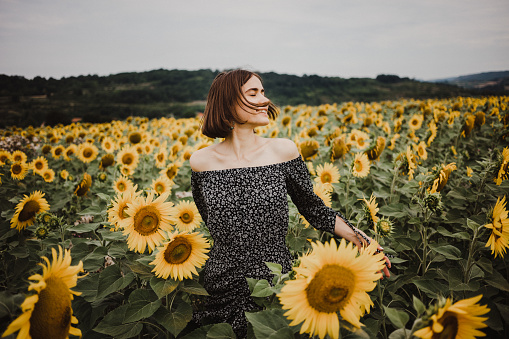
[0, 69, 505, 128]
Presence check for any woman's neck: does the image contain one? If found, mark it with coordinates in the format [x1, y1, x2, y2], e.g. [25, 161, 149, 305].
[222, 125, 261, 162]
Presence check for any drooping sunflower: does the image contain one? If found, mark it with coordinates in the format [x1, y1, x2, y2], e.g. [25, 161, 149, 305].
[113, 175, 134, 194]
[150, 231, 210, 281]
[430, 163, 457, 194]
[299, 140, 320, 160]
[128, 131, 143, 144]
[160, 163, 180, 181]
[330, 136, 350, 161]
[10, 191, 50, 231]
[42, 168, 55, 183]
[1, 246, 84, 339]
[116, 146, 139, 170]
[352, 153, 370, 178]
[365, 136, 386, 161]
[151, 175, 174, 196]
[314, 163, 340, 189]
[461, 114, 476, 138]
[494, 147, 509, 185]
[360, 194, 379, 226]
[413, 295, 489, 339]
[74, 173, 92, 197]
[99, 153, 115, 170]
[174, 200, 202, 232]
[77, 142, 99, 163]
[10, 161, 29, 180]
[30, 156, 49, 175]
[107, 186, 139, 230]
[278, 238, 385, 339]
[484, 195, 509, 258]
[120, 192, 176, 253]
[427, 121, 437, 146]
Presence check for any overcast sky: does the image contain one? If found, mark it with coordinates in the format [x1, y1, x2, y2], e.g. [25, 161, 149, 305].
[1, 0, 508, 81]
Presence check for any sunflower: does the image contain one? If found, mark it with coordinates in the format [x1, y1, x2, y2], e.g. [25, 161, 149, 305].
[352, 153, 370, 178]
[430, 163, 457, 194]
[60, 169, 69, 180]
[108, 186, 139, 230]
[461, 114, 476, 137]
[113, 175, 134, 194]
[101, 136, 117, 153]
[174, 200, 202, 232]
[30, 156, 49, 175]
[77, 142, 99, 163]
[299, 140, 320, 160]
[160, 163, 180, 181]
[408, 114, 424, 131]
[120, 165, 134, 177]
[116, 146, 139, 170]
[154, 149, 167, 168]
[365, 136, 386, 161]
[314, 163, 340, 189]
[360, 194, 379, 226]
[415, 141, 428, 160]
[413, 295, 489, 339]
[467, 166, 473, 177]
[128, 131, 143, 144]
[99, 153, 115, 170]
[150, 231, 210, 281]
[42, 169, 55, 183]
[10, 191, 50, 231]
[120, 192, 175, 253]
[494, 147, 509, 185]
[0, 150, 11, 165]
[11, 161, 29, 180]
[74, 173, 92, 197]
[51, 145, 65, 159]
[484, 196, 509, 258]
[1, 246, 84, 339]
[404, 145, 417, 180]
[278, 238, 385, 339]
[63, 144, 78, 161]
[151, 175, 174, 196]
[427, 121, 437, 146]
[330, 136, 350, 161]
[375, 217, 394, 237]
[11, 150, 27, 163]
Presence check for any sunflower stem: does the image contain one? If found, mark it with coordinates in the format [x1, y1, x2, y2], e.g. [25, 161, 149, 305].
[378, 282, 388, 339]
[464, 225, 483, 284]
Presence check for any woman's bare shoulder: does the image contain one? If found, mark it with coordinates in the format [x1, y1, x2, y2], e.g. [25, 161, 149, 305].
[269, 138, 300, 162]
[189, 146, 217, 172]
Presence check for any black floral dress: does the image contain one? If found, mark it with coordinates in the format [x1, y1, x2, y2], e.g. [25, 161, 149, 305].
[190, 155, 357, 338]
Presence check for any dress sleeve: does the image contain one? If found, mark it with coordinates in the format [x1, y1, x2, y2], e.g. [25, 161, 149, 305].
[284, 157, 338, 234]
[191, 172, 208, 224]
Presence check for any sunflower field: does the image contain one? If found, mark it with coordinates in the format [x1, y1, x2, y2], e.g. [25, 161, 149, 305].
[0, 96, 508, 339]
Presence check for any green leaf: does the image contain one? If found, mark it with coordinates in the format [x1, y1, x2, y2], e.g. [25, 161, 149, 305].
[98, 228, 127, 241]
[206, 323, 237, 338]
[128, 288, 158, 303]
[412, 279, 448, 298]
[82, 246, 108, 271]
[96, 265, 135, 300]
[476, 257, 493, 274]
[150, 276, 179, 298]
[93, 305, 143, 337]
[180, 279, 209, 296]
[379, 203, 407, 218]
[108, 242, 129, 258]
[245, 309, 292, 339]
[265, 262, 282, 275]
[250, 279, 275, 298]
[126, 260, 154, 280]
[267, 327, 294, 339]
[153, 299, 193, 337]
[123, 299, 162, 323]
[466, 218, 481, 232]
[383, 306, 409, 328]
[75, 273, 99, 302]
[428, 243, 461, 260]
[67, 222, 102, 233]
[436, 226, 470, 240]
[412, 295, 426, 316]
[96, 192, 111, 201]
[485, 269, 509, 292]
[388, 328, 408, 339]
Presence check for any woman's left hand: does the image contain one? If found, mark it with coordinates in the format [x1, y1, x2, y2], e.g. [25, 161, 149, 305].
[352, 227, 391, 279]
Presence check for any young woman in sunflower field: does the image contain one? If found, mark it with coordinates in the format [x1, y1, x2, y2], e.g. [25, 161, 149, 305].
[188, 69, 391, 338]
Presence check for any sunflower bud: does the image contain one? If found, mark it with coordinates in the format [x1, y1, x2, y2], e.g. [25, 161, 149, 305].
[424, 192, 443, 214]
[35, 225, 49, 239]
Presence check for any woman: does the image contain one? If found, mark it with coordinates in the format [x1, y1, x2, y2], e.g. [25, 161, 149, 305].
[189, 69, 390, 338]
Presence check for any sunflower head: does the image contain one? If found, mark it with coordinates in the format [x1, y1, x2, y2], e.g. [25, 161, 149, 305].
[299, 140, 320, 160]
[352, 152, 370, 178]
[129, 131, 143, 144]
[375, 217, 394, 237]
[74, 173, 92, 197]
[99, 153, 115, 169]
[10, 191, 50, 231]
[11, 161, 29, 180]
[174, 200, 202, 232]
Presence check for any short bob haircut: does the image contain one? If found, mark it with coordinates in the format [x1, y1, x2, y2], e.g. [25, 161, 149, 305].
[201, 69, 279, 138]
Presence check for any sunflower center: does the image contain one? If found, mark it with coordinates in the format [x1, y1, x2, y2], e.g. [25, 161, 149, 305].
[180, 212, 193, 224]
[355, 160, 363, 172]
[117, 182, 126, 191]
[155, 183, 164, 193]
[122, 154, 133, 165]
[321, 173, 332, 183]
[12, 163, 22, 174]
[19, 200, 41, 222]
[35, 161, 44, 170]
[83, 148, 93, 158]
[305, 264, 355, 313]
[157, 154, 164, 161]
[432, 312, 459, 339]
[29, 277, 72, 339]
[133, 206, 160, 236]
[55, 148, 63, 156]
[380, 220, 391, 232]
[164, 238, 192, 264]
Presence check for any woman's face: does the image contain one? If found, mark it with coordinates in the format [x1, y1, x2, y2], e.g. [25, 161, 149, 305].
[234, 75, 270, 127]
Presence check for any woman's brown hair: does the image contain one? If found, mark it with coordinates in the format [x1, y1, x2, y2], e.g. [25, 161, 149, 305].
[201, 69, 279, 138]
